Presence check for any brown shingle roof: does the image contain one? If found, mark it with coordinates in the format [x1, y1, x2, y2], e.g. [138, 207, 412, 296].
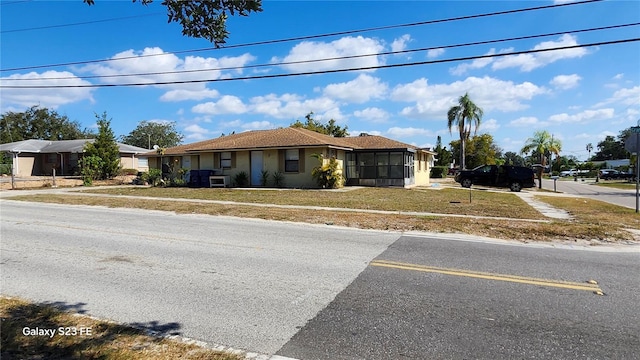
[153, 127, 432, 156]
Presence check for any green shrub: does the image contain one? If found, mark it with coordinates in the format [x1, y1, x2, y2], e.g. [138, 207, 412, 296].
[233, 171, 249, 187]
[0, 164, 11, 175]
[119, 168, 138, 176]
[80, 155, 103, 186]
[260, 170, 270, 187]
[311, 154, 344, 189]
[430, 166, 448, 178]
[272, 171, 285, 188]
[146, 168, 162, 186]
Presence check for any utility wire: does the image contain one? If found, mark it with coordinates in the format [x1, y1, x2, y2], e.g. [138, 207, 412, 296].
[2, 38, 636, 89]
[0, 0, 603, 72]
[1, 12, 165, 33]
[0, 0, 31, 5]
[6, 22, 637, 82]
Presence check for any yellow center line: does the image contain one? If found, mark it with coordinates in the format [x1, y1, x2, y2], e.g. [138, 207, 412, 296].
[370, 260, 602, 293]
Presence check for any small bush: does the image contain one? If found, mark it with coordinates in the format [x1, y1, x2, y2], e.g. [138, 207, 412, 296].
[233, 171, 249, 187]
[311, 154, 344, 189]
[260, 170, 270, 187]
[430, 166, 448, 178]
[119, 168, 138, 176]
[272, 171, 285, 188]
[146, 168, 162, 186]
[0, 164, 12, 175]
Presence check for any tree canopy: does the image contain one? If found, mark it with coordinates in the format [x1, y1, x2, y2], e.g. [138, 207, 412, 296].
[447, 93, 483, 169]
[450, 133, 502, 169]
[83, 112, 121, 179]
[592, 128, 631, 160]
[1, 106, 93, 144]
[121, 120, 184, 149]
[290, 112, 349, 137]
[83, 0, 263, 46]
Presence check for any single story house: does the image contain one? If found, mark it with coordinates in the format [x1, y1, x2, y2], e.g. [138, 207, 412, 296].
[0, 139, 150, 177]
[146, 127, 436, 188]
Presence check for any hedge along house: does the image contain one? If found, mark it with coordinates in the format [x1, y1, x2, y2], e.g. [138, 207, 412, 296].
[0, 139, 150, 177]
[146, 127, 436, 188]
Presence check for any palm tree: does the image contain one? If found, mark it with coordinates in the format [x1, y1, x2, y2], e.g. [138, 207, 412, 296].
[520, 130, 562, 189]
[586, 143, 593, 161]
[447, 93, 483, 169]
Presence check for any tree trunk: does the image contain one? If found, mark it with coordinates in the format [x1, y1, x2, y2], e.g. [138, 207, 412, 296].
[460, 135, 466, 170]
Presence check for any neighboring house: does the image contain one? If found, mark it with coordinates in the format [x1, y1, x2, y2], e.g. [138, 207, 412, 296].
[146, 127, 436, 188]
[0, 139, 150, 177]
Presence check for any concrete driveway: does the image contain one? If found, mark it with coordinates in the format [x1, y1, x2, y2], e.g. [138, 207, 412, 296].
[540, 178, 638, 210]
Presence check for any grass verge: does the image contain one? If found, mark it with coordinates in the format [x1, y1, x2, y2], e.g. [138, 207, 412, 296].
[592, 182, 637, 190]
[0, 297, 242, 360]
[80, 187, 544, 219]
[8, 191, 637, 243]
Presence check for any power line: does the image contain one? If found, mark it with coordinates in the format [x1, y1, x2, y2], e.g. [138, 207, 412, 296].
[0, 0, 32, 6]
[6, 22, 637, 82]
[0, 0, 603, 72]
[2, 38, 636, 89]
[1, 12, 165, 33]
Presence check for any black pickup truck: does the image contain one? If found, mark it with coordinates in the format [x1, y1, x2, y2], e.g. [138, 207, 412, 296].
[454, 164, 536, 192]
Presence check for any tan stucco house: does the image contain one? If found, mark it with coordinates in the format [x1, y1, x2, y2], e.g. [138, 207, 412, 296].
[0, 139, 150, 177]
[146, 128, 436, 188]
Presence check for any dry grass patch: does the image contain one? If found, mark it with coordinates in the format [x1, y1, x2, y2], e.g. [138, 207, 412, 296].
[0, 297, 242, 360]
[536, 195, 640, 232]
[81, 186, 543, 219]
[9, 194, 636, 243]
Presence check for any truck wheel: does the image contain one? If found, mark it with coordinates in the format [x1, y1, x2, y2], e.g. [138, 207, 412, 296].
[509, 181, 522, 192]
[461, 178, 472, 188]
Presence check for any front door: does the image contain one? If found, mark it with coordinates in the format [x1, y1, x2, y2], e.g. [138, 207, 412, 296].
[250, 151, 263, 186]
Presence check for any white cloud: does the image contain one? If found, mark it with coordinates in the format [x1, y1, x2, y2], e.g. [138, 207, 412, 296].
[80, 47, 255, 97]
[482, 118, 500, 131]
[386, 127, 434, 138]
[548, 108, 615, 124]
[550, 74, 581, 90]
[509, 116, 546, 127]
[593, 86, 640, 108]
[184, 124, 211, 141]
[492, 34, 587, 72]
[391, 76, 547, 119]
[353, 107, 390, 123]
[613, 73, 624, 80]
[426, 48, 445, 59]
[275, 36, 385, 72]
[191, 95, 248, 115]
[391, 34, 412, 52]
[323, 74, 387, 103]
[250, 93, 340, 119]
[0, 71, 94, 109]
[160, 88, 220, 102]
[449, 48, 496, 75]
[241, 121, 274, 130]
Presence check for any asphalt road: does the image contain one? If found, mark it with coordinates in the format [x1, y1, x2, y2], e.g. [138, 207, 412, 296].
[541, 178, 638, 209]
[2, 200, 639, 359]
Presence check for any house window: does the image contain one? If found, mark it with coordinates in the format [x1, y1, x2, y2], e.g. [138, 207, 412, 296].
[285, 149, 299, 172]
[221, 152, 232, 169]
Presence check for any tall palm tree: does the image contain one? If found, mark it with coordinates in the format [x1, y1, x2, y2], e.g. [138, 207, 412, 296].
[520, 130, 562, 189]
[586, 143, 593, 161]
[447, 93, 483, 169]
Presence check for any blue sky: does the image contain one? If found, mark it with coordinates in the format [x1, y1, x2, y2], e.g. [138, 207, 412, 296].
[1, 0, 638, 161]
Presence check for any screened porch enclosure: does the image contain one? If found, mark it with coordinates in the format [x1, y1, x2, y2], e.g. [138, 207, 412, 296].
[345, 150, 415, 187]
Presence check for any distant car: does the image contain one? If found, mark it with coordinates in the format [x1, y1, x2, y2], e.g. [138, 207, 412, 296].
[454, 164, 536, 192]
[599, 169, 634, 181]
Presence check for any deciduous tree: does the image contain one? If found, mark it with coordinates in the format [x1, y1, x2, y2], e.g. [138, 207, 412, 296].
[83, 0, 263, 46]
[121, 120, 184, 149]
[290, 112, 349, 137]
[1, 106, 92, 143]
